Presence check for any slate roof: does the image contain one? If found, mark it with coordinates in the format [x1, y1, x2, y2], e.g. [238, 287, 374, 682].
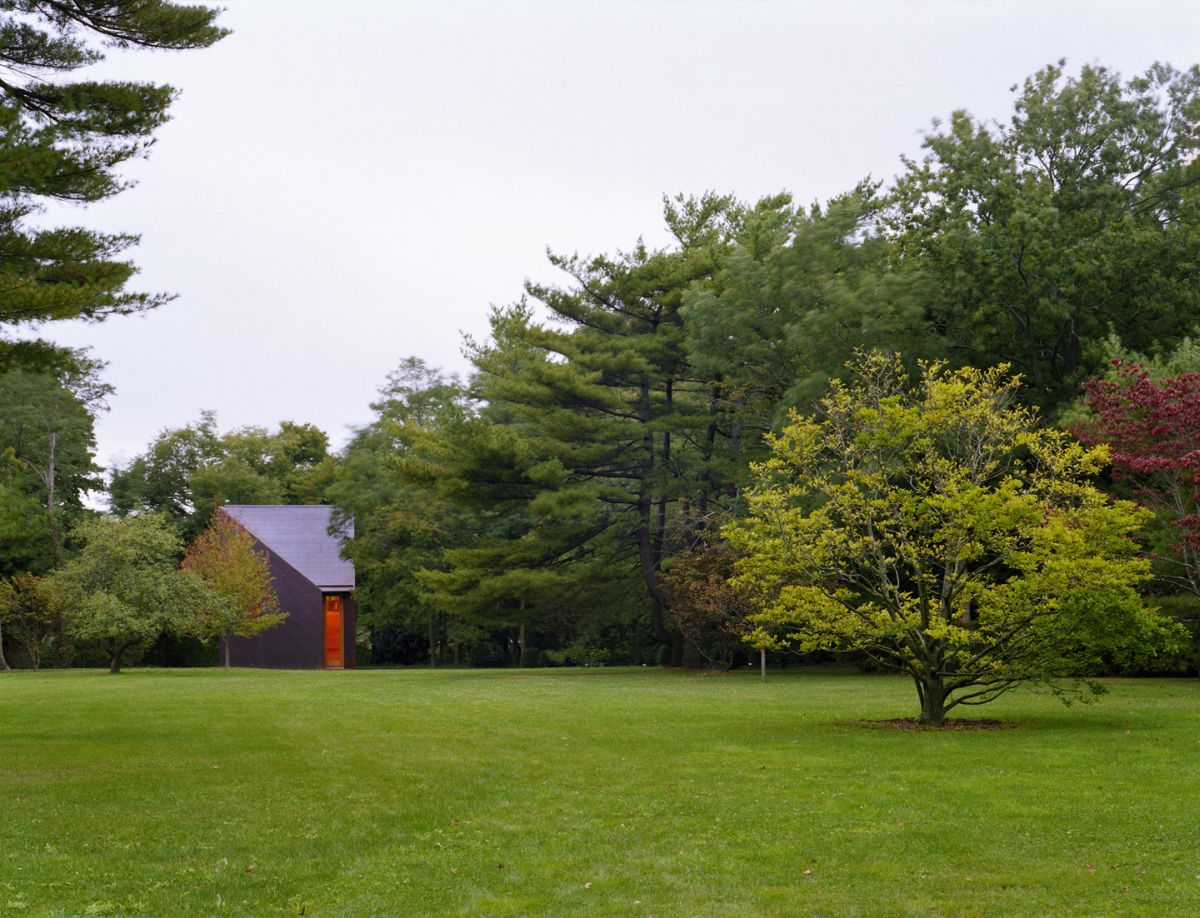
[220, 505, 355, 590]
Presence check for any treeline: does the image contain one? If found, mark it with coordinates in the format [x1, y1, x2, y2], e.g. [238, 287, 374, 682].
[5, 59, 1200, 671]
[318, 61, 1200, 670]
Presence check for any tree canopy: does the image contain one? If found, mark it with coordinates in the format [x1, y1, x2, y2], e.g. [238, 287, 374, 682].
[726, 354, 1182, 725]
[316, 62, 1200, 674]
[13, 56, 1200, 695]
[47, 513, 222, 673]
[887, 61, 1200, 412]
[110, 414, 335, 538]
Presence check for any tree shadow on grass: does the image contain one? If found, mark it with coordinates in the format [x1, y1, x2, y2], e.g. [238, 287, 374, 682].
[842, 718, 1019, 732]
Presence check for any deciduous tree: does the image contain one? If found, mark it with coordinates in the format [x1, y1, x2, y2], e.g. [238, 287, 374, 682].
[1077, 361, 1200, 668]
[685, 184, 931, 420]
[48, 513, 221, 673]
[659, 540, 755, 670]
[887, 61, 1200, 411]
[0, 573, 57, 669]
[0, 358, 106, 570]
[328, 359, 478, 666]
[182, 512, 284, 666]
[110, 415, 334, 538]
[727, 354, 1180, 725]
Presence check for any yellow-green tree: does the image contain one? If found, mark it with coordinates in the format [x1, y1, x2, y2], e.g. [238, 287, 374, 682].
[727, 354, 1183, 725]
[182, 512, 284, 667]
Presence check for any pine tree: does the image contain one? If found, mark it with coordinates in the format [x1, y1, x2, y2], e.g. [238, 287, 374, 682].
[444, 194, 778, 659]
[0, 1, 226, 360]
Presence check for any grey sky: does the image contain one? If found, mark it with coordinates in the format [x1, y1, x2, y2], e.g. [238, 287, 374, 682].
[33, 0, 1200, 473]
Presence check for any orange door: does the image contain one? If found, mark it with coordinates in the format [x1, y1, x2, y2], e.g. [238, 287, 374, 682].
[324, 595, 343, 668]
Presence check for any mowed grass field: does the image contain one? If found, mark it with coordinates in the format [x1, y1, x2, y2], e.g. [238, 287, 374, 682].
[1, 669, 1198, 917]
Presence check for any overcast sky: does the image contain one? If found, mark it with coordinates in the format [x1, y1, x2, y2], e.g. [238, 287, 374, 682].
[32, 0, 1200, 475]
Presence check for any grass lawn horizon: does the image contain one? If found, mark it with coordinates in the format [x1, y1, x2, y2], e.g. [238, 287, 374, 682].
[2, 668, 1198, 916]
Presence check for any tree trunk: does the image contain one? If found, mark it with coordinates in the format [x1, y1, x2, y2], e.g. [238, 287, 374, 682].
[635, 375, 673, 652]
[428, 614, 437, 668]
[0, 617, 10, 670]
[56, 617, 69, 667]
[681, 636, 706, 668]
[917, 675, 948, 726]
[46, 430, 55, 514]
[109, 648, 123, 674]
[222, 634, 231, 668]
[695, 379, 722, 540]
[46, 430, 64, 567]
[760, 647, 767, 684]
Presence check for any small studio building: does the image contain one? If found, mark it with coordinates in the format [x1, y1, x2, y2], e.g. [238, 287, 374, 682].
[218, 505, 356, 669]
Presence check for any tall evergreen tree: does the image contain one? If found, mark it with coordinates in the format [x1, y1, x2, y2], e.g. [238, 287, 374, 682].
[0, 1, 226, 365]
[446, 194, 784, 659]
[685, 184, 932, 419]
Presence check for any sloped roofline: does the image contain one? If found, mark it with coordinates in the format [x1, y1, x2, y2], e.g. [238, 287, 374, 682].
[217, 504, 355, 591]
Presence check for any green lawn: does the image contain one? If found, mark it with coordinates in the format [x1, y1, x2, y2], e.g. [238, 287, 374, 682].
[1, 668, 1198, 916]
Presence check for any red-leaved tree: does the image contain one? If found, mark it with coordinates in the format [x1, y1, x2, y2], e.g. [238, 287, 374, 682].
[1078, 361, 1200, 610]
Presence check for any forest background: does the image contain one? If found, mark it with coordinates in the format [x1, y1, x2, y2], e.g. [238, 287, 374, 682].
[3, 5, 1200, 677]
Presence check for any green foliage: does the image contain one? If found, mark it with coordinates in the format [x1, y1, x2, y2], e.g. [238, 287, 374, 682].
[0, 573, 58, 669]
[685, 184, 932, 420]
[1103, 331, 1200, 379]
[0, 357, 107, 573]
[0, 0, 226, 343]
[110, 414, 334, 538]
[542, 641, 610, 668]
[449, 194, 792, 657]
[79, 57, 1200, 679]
[887, 61, 1200, 412]
[727, 354, 1185, 724]
[46, 513, 223, 673]
[519, 645, 542, 668]
[327, 358, 477, 664]
[0, 455, 52, 575]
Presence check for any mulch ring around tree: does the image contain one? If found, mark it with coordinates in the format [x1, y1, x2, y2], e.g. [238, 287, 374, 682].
[844, 718, 1020, 732]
